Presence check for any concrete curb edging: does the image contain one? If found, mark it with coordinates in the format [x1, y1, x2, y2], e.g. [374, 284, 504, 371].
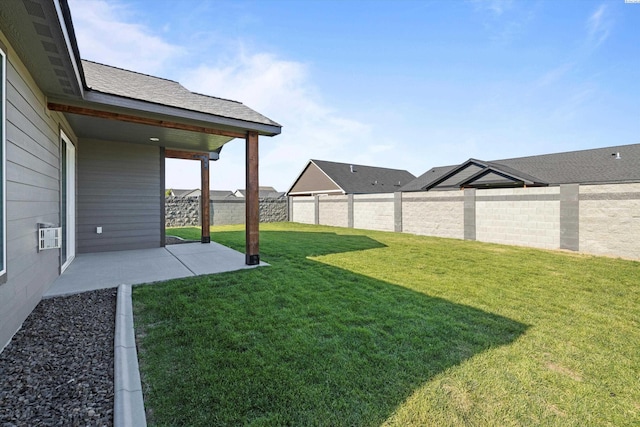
[114, 284, 147, 427]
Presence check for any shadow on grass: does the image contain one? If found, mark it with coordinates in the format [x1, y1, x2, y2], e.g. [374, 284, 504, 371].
[134, 230, 528, 426]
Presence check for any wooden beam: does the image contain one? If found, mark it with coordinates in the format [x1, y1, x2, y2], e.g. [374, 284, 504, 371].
[201, 157, 210, 243]
[48, 102, 247, 139]
[165, 149, 208, 160]
[245, 131, 260, 265]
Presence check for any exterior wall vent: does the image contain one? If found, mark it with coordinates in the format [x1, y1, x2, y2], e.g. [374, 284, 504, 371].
[38, 223, 62, 251]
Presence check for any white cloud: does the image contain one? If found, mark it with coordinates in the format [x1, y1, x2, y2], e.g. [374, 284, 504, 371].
[586, 4, 611, 50]
[69, 0, 378, 191]
[470, 0, 514, 16]
[68, 0, 182, 75]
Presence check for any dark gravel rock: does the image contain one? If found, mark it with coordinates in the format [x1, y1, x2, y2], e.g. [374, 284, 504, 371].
[0, 288, 116, 426]
[165, 235, 198, 245]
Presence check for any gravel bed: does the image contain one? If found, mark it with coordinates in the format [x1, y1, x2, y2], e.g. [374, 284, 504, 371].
[0, 288, 116, 426]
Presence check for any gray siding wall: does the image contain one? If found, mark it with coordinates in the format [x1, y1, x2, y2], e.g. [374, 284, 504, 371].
[0, 35, 72, 349]
[77, 139, 161, 253]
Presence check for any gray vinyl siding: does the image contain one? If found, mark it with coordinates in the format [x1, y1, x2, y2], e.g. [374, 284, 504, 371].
[77, 139, 161, 253]
[0, 42, 66, 350]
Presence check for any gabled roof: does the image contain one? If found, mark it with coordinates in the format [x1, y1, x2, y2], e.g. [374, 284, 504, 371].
[288, 160, 416, 195]
[402, 143, 640, 191]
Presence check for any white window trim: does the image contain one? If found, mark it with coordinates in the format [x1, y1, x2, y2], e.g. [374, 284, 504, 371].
[0, 47, 6, 277]
[60, 130, 75, 273]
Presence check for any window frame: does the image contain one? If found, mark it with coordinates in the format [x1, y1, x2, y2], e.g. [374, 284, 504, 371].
[0, 46, 6, 280]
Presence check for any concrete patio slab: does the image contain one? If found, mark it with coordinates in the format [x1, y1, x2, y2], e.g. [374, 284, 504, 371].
[44, 242, 267, 297]
[166, 241, 268, 275]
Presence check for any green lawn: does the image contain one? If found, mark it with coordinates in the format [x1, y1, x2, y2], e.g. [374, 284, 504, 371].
[134, 223, 640, 426]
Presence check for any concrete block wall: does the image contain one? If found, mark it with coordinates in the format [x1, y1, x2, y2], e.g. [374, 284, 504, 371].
[579, 183, 640, 259]
[353, 194, 395, 231]
[290, 196, 316, 224]
[319, 195, 349, 227]
[476, 187, 561, 250]
[401, 192, 465, 239]
[212, 200, 245, 225]
[289, 184, 640, 260]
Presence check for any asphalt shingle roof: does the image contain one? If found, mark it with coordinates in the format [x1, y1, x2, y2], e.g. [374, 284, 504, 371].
[311, 160, 416, 194]
[401, 143, 640, 191]
[81, 60, 280, 127]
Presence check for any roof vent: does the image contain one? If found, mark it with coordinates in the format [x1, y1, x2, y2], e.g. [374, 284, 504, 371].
[612, 152, 621, 159]
[350, 165, 356, 173]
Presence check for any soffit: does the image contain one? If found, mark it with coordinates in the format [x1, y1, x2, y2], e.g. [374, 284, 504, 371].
[0, 0, 82, 98]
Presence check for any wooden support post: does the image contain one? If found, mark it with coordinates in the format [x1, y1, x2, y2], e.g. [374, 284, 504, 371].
[201, 156, 210, 243]
[245, 131, 260, 265]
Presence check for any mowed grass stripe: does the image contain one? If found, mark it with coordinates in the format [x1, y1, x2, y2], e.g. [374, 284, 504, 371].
[134, 223, 639, 426]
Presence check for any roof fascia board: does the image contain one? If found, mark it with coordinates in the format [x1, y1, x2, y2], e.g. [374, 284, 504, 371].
[51, 92, 281, 136]
[288, 189, 345, 196]
[459, 166, 534, 188]
[48, 102, 247, 139]
[53, 0, 84, 97]
[286, 160, 314, 195]
[425, 159, 488, 190]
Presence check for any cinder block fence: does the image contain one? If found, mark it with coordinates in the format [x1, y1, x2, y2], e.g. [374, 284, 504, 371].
[289, 183, 640, 260]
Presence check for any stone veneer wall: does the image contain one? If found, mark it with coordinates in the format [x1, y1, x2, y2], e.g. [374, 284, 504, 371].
[289, 183, 640, 260]
[166, 196, 200, 227]
[165, 196, 288, 227]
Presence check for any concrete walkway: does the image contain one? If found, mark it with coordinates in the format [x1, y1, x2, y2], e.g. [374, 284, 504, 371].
[45, 241, 267, 297]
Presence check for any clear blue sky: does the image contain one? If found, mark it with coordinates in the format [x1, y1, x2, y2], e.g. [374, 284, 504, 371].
[68, 0, 640, 191]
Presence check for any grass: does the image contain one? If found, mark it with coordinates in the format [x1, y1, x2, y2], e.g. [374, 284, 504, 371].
[133, 223, 640, 426]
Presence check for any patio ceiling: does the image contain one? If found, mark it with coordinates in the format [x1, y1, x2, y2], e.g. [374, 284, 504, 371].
[53, 105, 236, 152]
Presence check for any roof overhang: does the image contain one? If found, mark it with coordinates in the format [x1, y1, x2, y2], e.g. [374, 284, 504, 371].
[48, 90, 281, 152]
[0, 0, 84, 99]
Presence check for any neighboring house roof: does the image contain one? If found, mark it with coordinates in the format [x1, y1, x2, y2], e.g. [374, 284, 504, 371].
[288, 160, 416, 195]
[170, 189, 200, 197]
[402, 143, 640, 191]
[235, 187, 285, 199]
[210, 190, 236, 200]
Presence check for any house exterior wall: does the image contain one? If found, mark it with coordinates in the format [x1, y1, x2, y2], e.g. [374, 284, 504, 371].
[401, 191, 464, 239]
[353, 193, 394, 231]
[77, 139, 162, 253]
[476, 187, 561, 250]
[290, 196, 315, 224]
[0, 34, 73, 349]
[579, 183, 640, 259]
[318, 195, 349, 228]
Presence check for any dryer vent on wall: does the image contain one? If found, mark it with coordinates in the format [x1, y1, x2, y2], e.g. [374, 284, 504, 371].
[38, 223, 62, 252]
